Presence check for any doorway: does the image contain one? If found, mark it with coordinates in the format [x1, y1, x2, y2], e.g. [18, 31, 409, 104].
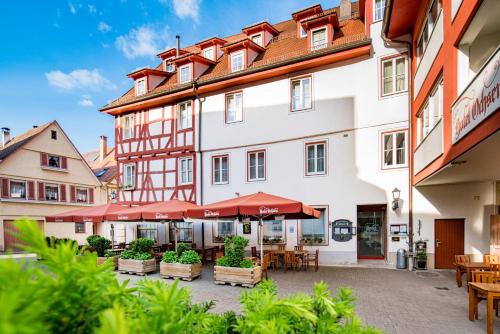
[435, 219, 465, 269]
[357, 205, 386, 259]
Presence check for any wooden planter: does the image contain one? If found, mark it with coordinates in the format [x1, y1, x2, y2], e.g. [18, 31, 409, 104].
[160, 262, 202, 281]
[97, 256, 118, 269]
[118, 258, 157, 275]
[214, 265, 262, 288]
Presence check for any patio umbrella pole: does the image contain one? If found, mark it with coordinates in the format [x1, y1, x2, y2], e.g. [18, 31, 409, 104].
[259, 217, 264, 263]
[174, 221, 178, 253]
[110, 223, 115, 249]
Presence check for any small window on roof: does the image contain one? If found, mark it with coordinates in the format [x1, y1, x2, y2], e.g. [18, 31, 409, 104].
[95, 168, 108, 178]
[51, 130, 57, 140]
[251, 33, 263, 47]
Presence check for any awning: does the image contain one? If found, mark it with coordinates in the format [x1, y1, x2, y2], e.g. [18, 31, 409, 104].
[45, 203, 127, 223]
[105, 199, 201, 221]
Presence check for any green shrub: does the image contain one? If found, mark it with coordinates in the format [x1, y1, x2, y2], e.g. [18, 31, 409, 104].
[219, 236, 250, 268]
[120, 249, 152, 260]
[178, 250, 201, 264]
[119, 249, 136, 259]
[162, 251, 178, 263]
[103, 250, 115, 258]
[216, 256, 229, 267]
[176, 242, 190, 256]
[86, 235, 111, 257]
[239, 259, 253, 268]
[130, 238, 154, 253]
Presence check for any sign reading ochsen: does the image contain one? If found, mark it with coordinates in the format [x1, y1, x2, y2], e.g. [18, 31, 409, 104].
[452, 48, 499, 144]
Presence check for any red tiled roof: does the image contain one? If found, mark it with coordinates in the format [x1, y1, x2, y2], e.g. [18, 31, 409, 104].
[102, 3, 366, 111]
[0, 122, 53, 162]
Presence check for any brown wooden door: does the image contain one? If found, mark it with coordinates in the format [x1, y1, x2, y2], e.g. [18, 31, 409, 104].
[435, 219, 465, 269]
[4, 220, 44, 251]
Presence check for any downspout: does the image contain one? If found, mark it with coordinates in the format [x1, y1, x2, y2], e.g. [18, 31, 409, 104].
[381, 0, 414, 254]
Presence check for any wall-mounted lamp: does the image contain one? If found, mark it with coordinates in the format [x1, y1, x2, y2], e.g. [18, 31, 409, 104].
[392, 187, 401, 210]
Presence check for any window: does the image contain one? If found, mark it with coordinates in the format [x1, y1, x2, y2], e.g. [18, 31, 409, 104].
[123, 163, 135, 190]
[247, 150, 265, 181]
[203, 47, 214, 60]
[76, 188, 88, 203]
[10, 180, 26, 199]
[48, 155, 61, 168]
[212, 155, 229, 184]
[382, 130, 407, 168]
[417, 79, 443, 143]
[136, 78, 146, 96]
[75, 223, 85, 234]
[123, 115, 134, 139]
[382, 56, 406, 95]
[300, 208, 327, 245]
[172, 222, 193, 243]
[291, 76, 312, 111]
[178, 101, 192, 130]
[165, 61, 175, 72]
[213, 221, 235, 242]
[311, 28, 327, 50]
[263, 220, 285, 244]
[51, 130, 57, 140]
[251, 33, 263, 46]
[225, 92, 243, 123]
[416, 0, 443, 64]
[231, 51, 244, 72]
[374, 0, 386, 21]
[306, 142, 326, 175]
[299, 22, 307, 38]
[178, 157, 193, 185]
[137, 223, 158, 242]
[179, 65, 191, 84]
[45, 184, 59, 201]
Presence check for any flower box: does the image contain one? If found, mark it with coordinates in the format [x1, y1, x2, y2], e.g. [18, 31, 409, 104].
[118, 258, 156, 275]
[214, 265, 262, 288]
[160, 262, 202, 281]
[97, 256, 118, 269]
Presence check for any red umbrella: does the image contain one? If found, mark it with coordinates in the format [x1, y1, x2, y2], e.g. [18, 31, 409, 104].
[187, 192, 320, 260]
[46, 203, 126, 223]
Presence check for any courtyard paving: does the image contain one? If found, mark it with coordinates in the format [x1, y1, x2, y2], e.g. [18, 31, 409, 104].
[117, 265, 500, 333]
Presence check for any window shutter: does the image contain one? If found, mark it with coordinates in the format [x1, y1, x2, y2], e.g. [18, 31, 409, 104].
[61, 157, 68, 169]
[88, 188, 94, 204]
[40, 153, 48, 166]
[28, 181, 35, 200]
[37, 182, 45, 200]
[70, 185, 76, 203]
[60, 184, 66, 202]
[1, 178, 9, 198]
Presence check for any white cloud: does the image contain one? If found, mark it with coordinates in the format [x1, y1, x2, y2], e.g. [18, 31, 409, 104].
[45, 69, 116, 91]
[88, 4, 96, 14]
[78, 95, 95, 107]
[97, 21, 112, 32]
[169, 0, 200, 22]
[115, 25, 170, 59]
[68, 2, 77, 14]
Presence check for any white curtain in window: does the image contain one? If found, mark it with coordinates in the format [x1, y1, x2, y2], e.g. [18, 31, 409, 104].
[10, 181, 26, 198]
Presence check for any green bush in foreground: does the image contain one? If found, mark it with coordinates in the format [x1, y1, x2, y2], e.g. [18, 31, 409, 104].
[0, 219, 382, 334]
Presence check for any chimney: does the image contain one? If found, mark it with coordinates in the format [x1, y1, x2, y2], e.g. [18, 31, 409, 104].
[1, 127, 10, 148]
[99, 135, 108, 162]
[176, 35, 180, 57]
[339, 0, 352, 21]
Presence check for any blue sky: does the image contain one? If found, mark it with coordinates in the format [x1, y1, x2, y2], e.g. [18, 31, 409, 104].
[0, 0, 339, 153]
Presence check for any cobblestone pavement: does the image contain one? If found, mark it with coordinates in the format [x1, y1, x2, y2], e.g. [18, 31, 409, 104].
[117, 265, 499, 334]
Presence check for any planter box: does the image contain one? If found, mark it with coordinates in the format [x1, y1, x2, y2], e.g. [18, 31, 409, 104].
[97, 256, 118, 269]
[214, 265, 262, 288]
[160, 262, 202, 281]
[118, 258, 157, 275]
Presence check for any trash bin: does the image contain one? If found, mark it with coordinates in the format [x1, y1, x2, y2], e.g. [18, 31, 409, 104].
[396, 248, 407, 269]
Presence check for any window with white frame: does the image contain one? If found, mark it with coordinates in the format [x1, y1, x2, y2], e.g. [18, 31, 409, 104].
[45, 184, 59, 201]
[225, 92, 243, 123]
[173, 222, 193, 242]
[382, 56, 406, 95]
[416, 0, 443, 64]
[311, 28, 327, 50]
[231, 51, 244, 72]
[75, 222, 85, 234]
[263, 220, 285, 244]
[203, 47, 214, 60]
[300, 208, 327, 244]
[123, 115, 134, 139]
[247, 150, 265, 181]
[136, 78, 146, 96]
[165, 61, 175, 72]
[76, 188, 88, 203]
[382, 130, 407, 168]
[251, 33, 263, 46]
[306, 142, 326, 175]
[291, 76, 312, 111]
[299, 21, 307, 38]
[137, 223, 158, 242]
[213, 221, 235, 242]
[10, 180, 26, 199]
[417, 79, 443, 143]
[178, 101, 192, 130]
[123, 163, 135, 190]
[212, 155, 229, 184]
[374, 0, 386, 21]
[179, 65, 191, 83]
[178, 157, 193, 185]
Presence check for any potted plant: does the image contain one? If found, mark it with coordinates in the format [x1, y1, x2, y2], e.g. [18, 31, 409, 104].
[160, 249, 202, 281]
[86, 235, 117, 268]
[415, 252, 427, 270]
[214, 236, 261, 288]
[118, 238, 156, 275]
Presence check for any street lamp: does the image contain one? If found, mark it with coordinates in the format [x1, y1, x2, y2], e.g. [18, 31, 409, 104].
[392, 187, 401, 210]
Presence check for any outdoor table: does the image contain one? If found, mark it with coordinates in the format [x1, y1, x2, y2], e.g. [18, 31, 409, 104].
[457, 262, 490, 287]
[194, 246, 217, 263]
[111, 248, 125, 256]
[264, 249, 309, 270]
[468, 282, 500, 334]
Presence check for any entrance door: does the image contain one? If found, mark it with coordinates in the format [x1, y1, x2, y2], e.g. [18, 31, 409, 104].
[4, 220, 44, 251]
[435, 219, 465, 269]
[357, 205, 386, 259]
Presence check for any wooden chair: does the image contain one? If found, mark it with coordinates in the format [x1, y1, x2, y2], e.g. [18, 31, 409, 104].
[278, 244, 286, 251]
[306, 249, 319, 272]
[470, 271, 499, 319]
[191, 243, 197, 249]
[261, 253, 271, 279]
[454, 255, 471, 287]
[284, 251, 299, 272]
[251, 246, 259, 259]
[215, 251, 224, 261]
[294, 245, 304, 251]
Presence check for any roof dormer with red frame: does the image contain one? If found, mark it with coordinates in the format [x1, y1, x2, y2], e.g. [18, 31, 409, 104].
[221, 38, 265, 73]
[127, 68, 170, 97]
[195, 37, 226, 62]
[157, 48, 190, 73]
[172, 53, 216, 85]
[301, 11, 339, 51]
[241, 21, 279, 48]
[292, 4, 324, 38]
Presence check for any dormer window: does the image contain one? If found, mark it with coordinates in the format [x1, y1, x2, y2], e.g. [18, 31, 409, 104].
[136, 78, 146, 96]
[311, 27, 327, 50]
[250, 33, 263, 47]
[179, 65, 191, 84]
[231, 51, 244, 72]
[299, 23, 307, 38]
[128, 68, 169, 96]
[165, 61, 175, 72]
[203, 47, 214, 61]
